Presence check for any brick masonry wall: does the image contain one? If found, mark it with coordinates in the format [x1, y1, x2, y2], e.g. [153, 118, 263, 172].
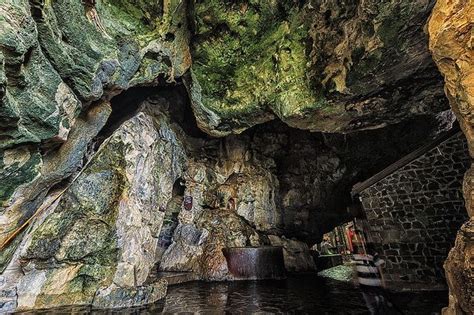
[359, 132, 470, 290]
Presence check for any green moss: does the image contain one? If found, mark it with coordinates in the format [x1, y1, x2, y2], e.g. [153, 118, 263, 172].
[29, 0, 187, 102]
[191, 1, 327, 131]
[346, 48, 384, 88]
[377, 14, 405, 45]
[0, 149, 42, 204]
[20, 132, 139, 307]
[375, 2, 416, 47]
[35, 262, 116, 307]
[25, 139, 127, 261]
[98, 0, 156, 38]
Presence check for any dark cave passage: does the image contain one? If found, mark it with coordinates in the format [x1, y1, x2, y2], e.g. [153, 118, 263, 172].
[79, 83, 467, 294]
[2, 0, 471, 312]
[97, 82, 209, 143]
[95, 83, 463, 248]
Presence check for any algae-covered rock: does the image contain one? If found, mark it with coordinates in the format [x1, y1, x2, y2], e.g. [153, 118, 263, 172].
[189, 0, 448, 135]
[0, 101, 111, 273]
[0, 0, 191, 209]
[6, 109, 186, 310]
[93, 279, 167, 309]
[0, 0, 191, 286]
[29, 0, 191, 102]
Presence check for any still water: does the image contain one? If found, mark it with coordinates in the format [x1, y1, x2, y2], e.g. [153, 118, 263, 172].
[17, 274, 447, 314]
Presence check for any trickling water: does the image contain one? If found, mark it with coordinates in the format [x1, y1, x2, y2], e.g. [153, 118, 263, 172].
[223, 246, 286, 280]
[16, 274, 447, 314]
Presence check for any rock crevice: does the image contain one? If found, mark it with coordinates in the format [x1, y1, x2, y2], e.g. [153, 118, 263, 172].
[0, 0, 471, 312]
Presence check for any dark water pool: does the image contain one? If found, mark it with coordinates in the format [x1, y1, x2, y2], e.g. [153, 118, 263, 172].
[17, 274, 447, 314]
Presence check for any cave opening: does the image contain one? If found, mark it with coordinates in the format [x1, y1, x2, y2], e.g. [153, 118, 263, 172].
[43, 82, 471, 313]
[172, 177, 186, 198]
[154, 177, 186, 269]
[96, 82, 209, 143]
[92, 84, 466, 275]
[2, 80, 466, 314]
[2, 0, 472, 313]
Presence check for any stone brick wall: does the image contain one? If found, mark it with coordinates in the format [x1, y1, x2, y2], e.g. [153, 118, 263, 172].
[358, 132, 470, 290]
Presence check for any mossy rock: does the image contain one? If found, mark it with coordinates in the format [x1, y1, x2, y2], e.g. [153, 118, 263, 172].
[189, 0, 448, 135]
[189, 1, 325, 135]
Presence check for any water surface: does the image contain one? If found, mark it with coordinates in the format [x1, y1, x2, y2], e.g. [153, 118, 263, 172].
[17, 274, 447, 314]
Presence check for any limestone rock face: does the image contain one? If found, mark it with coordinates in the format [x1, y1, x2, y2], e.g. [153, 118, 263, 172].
[0, 0, 191, 252]
[429, 0, 474, 160]
[188, 0, 448, 136]
[0, 109, 186, 311]
[268, 235, 316, 272]
[161, 209, 266, 280]
[428, 0, 473, 313]
[92, 279, 167, 310]
[0, 101, 111, 272]
[442, 222, 474, 315]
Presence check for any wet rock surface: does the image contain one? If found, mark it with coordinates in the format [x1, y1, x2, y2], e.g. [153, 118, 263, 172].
[428, 0, 474, 313]
[13, 275, 450, 314]
[1, 107, 186, 311]
[189, 0, 449, 135]
[0, 0, 471, 312]
[0, 0, 191, 206]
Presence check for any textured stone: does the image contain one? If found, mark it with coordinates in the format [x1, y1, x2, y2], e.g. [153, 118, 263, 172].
[442, 221, 474, 315]
[188, 0, 449, 136]
[268, 235, 316, 272]
[428, 1, 474, 313]
[6, 108, 186, 310]
[92, 279, 167, 309]
[0, 101, 111, 272]
[160, 209, 266, 280]
[358, 132, 470, 289]
[0, 0, 470, 312]
[0, 0, 191, 247]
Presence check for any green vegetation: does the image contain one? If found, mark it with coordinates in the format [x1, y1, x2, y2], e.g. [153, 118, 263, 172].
[191, 0, 327, 129]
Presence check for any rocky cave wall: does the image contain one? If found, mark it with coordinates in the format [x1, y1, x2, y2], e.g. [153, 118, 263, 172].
[428, 0, 473, 314]
[157, 95, 454, 280]
[0, 85, 454, 311]
[0, 0, 470, 312]
[188, 0, 448, 135]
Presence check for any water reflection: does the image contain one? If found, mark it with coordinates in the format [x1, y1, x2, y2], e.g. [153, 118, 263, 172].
[16, 275, 447, 314]
[162, 276, 367, 314]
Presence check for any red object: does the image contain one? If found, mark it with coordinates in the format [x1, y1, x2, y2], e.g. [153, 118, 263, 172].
[184, 196, 193, 211]
[347, 229, 355, 252]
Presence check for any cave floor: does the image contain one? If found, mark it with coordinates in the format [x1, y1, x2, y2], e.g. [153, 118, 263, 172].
[15, 274, 448, 314]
